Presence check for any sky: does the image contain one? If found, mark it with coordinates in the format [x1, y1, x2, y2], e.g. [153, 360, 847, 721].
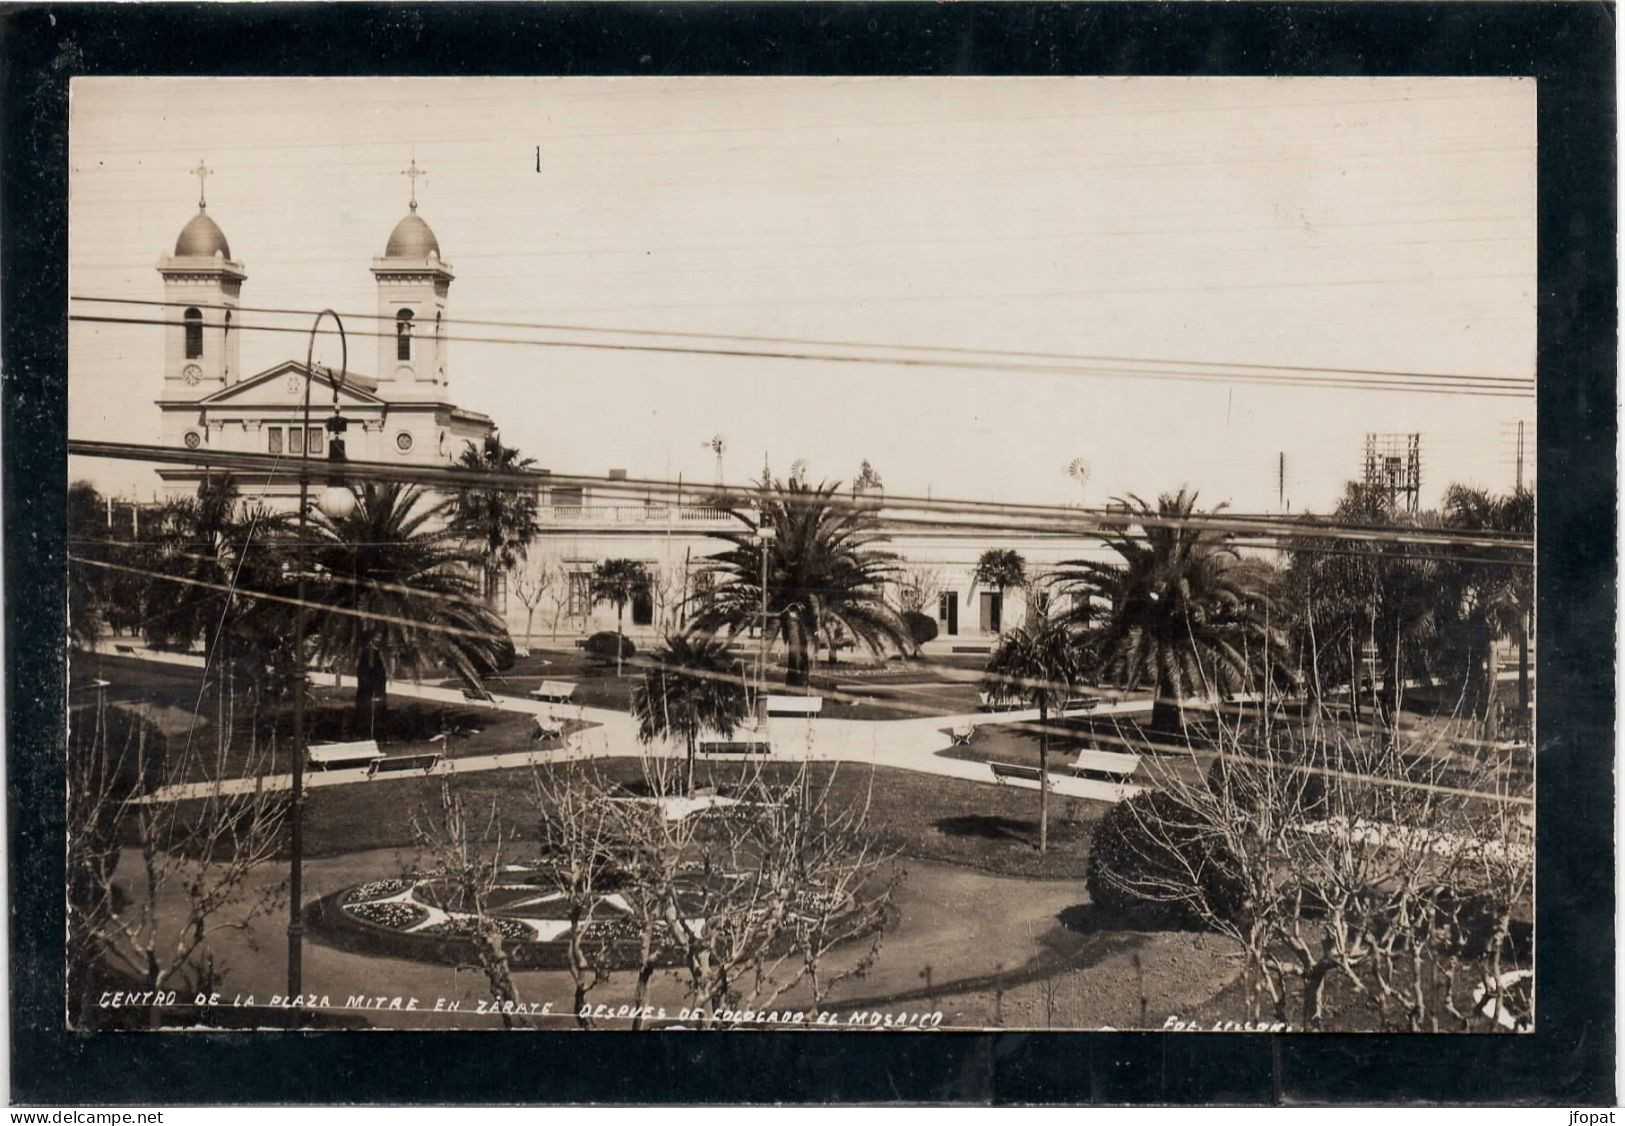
[68, 76, 1536, 511]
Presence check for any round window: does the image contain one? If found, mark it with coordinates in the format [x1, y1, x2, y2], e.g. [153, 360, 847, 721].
[395, 431, 414, 453]
[183, 431, 202, 450]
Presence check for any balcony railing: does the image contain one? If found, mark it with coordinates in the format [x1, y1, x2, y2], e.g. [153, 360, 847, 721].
[540, 504, 734, 526]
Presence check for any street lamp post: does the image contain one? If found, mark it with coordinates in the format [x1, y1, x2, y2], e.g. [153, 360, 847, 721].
[755, 523, 775, 703]
[288, 309, 355, 1011]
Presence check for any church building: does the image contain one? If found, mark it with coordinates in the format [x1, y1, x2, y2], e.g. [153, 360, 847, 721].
[154, 164, 496, 502]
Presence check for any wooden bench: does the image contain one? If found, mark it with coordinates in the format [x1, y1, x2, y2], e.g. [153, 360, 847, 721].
[307, 740, 385, 770]
[1070, 749, 1140, 779]
[764, 695, 823, 718]
[462, 685, 500, 707]
[699, 736, 773, 755]
[532, 715, 566, 743]
[529, 680, 577, 704]
[978, 691, 1026, 712]
[114, 644, 137, 655]
[366, 751, 442, 778]
[989, 761, 1044, 785]
[1058, 697, 1100, 715]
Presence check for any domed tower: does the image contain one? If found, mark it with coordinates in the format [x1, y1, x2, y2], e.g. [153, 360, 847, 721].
[371, 159, 453, 397]
[156, 163, 245, 398]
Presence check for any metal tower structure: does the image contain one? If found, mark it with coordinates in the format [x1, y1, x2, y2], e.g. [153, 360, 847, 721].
[1362, 432, 1422, 514]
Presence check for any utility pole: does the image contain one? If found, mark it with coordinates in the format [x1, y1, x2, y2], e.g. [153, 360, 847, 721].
[1515, 420, 1525, 492]
[1278, 452, 1285, 513]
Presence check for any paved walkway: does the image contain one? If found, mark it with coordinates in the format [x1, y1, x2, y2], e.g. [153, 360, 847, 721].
[109, 645, 1151, 804]
[103, 644, 1527, 808]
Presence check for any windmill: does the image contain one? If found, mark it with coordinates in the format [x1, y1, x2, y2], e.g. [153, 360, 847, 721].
[702, 434, 728, 487]
[790, 458, 809, 486]
[1066, 457, 1092, 503]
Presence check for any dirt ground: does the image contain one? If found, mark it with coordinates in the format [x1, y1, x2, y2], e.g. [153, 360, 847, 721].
[98, 847, 1243, 1032]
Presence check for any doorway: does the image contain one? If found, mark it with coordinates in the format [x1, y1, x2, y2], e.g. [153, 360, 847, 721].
[939, 591, 959, 636]
[979, 591, 1002, 633]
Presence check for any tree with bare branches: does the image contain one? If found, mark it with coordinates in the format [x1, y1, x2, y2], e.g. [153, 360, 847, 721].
[410, 780, 528, 1029]
[509, 554, 556, 650]
[1087, 693, 1532, 1030]
[67, 697, 286, 1026]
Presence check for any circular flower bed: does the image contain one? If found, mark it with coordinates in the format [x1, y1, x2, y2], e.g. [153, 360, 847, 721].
[312, 865, 863, 971]
[345, 899, 428, 930]
[417, 916, 536, 942]
[342, 879, 413, 906]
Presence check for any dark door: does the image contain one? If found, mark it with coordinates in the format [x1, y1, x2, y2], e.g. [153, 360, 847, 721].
[631, 590, 653, 626]
[940, 591, 959, 636]
[979, 591, 1002, 633]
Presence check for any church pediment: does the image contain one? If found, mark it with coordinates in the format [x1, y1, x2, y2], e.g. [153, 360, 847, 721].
[195, 360, 384, 409]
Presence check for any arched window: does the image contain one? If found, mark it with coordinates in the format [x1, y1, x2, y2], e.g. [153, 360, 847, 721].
[396, 309, 414, 361]
[184, 308, 203, 359]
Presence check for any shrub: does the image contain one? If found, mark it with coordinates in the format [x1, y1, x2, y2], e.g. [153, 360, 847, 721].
[585, 631, 636, 661]
[901, 611, 938, 646]
[1086, 790, 1248, 930]
[1204, 756, 1331, 820]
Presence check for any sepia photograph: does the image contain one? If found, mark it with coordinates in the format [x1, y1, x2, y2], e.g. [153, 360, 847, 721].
[64, 75, 1538, 1036]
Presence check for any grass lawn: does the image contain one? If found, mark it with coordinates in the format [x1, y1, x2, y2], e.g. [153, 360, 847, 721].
[150, 758, 1106, 879]
[940, 705, 1528, 798]
[443, 645, 993, 720]
[72, 653, 590, 784]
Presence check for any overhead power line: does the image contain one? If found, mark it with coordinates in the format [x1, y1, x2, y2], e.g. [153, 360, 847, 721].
[67, 307, 1535, 399]
[68, 439, 1535, 557]
[71, 294, 1535, 390]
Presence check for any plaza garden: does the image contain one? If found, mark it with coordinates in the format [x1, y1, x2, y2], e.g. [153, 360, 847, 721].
[65, 469, 1534, 1033]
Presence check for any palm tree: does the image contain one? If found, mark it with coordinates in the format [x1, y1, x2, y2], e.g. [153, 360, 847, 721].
[1056, 488, 1287, 732]
[1281, 482, 1448, 721]
[972, 548, 1026, 633]
[589, 559, 651, 676]
[982, 614, 1085, 853]
[449, 434, 541, 611]
[687, 476, 915, 688]
[631, 635, 752, 793]
[1442, 484, 1534, 719]
[305, 481, 509, 729]
[138, 473, 288, 653]
[68, 480, 110, 649]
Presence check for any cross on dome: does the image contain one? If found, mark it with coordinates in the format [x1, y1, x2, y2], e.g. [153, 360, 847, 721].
[402, 158, 426, 212]
[192, 159, 212, 209]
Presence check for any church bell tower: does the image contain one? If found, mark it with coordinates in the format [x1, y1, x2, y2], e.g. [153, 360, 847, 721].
[371, 159, 453, 398]
[157, 161, 245, 399]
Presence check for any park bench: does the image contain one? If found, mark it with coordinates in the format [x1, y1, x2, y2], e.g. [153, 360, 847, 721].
[1069, 748, 1140, 779]
[989, 761, 1045, 786]
[366, 751, 442, 778]
[764, 695, 823, 718]
[1058, 697, 1100, 715]
[529, 680, 577, 704]
[307, 740, 385, 770]
[977, 691, 1026, 712]
[462, 685, 500, 708]
[114, 644, 137, 655]
[699, 733, 773, 755]
[532, 715, 566, 743]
